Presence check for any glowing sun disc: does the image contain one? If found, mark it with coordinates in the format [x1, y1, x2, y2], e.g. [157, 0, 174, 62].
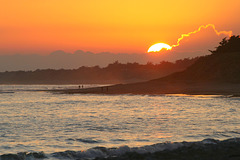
[148, 43, 172, 52]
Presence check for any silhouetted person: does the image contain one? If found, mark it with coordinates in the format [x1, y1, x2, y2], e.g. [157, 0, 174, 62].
[78, 85, 80, 89]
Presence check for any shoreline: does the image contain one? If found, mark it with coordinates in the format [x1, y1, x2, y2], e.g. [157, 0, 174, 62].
[1, 138, 240, 160]
[49, 82, 240, 97]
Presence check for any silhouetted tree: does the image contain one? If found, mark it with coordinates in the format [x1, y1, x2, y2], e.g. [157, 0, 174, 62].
[209, 35, 240, 54]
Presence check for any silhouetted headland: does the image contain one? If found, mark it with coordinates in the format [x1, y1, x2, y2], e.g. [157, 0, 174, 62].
[55, 36, 240, 96]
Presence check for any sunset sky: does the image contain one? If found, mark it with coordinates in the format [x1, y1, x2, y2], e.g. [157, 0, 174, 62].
[1, 0, 240, 55]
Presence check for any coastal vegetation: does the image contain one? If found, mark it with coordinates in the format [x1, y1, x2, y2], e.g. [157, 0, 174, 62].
[0, 58, 198, 84]
[1, 36, 239, 85]
[159, 35, 240, 83]
[58, 35, 240, 95]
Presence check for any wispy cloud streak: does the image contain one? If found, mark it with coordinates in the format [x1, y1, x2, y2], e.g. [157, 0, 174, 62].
[171, 24, 232, 48]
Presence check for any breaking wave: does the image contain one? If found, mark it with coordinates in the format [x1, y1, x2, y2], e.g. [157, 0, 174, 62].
[1, 138, 240, 160]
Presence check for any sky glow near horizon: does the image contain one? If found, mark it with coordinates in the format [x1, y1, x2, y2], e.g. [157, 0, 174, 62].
[0, 0, 239, 57]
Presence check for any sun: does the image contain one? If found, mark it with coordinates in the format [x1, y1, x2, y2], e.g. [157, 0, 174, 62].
[147, 43, 172, 53]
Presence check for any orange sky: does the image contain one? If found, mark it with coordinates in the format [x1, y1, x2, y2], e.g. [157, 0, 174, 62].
[0, 0, 240, 55]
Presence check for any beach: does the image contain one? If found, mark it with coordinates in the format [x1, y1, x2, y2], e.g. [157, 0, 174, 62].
[52, 82, 240, 96]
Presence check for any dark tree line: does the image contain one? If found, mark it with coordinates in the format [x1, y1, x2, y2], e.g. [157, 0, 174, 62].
[174, 35, 240, 83]
[0, 58, 198, 84]
[209, 35, 240, 54]
[1, 36, 239, 84]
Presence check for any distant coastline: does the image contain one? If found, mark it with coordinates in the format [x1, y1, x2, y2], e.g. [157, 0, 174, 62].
[50, 81, 240, 97]
[0, 58, 198, 84]
[52, 39, 240, 96]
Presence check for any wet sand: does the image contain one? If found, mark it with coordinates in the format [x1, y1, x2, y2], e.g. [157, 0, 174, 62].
[50, 81, 240, 96]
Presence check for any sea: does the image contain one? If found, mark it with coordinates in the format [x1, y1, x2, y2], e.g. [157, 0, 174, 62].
[0, 85, 240, 159]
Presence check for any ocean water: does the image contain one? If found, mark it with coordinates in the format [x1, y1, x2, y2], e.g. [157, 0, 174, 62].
[0, 85, 240, 159]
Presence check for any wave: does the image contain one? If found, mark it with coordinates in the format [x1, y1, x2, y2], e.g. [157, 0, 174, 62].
[0, 91, 14, 94]
[1, 138, 240, 160]
[67, 138, 103, 144]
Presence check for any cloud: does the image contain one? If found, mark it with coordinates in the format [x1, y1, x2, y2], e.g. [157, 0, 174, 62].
[162, 24, 233, 59]
[171, 24, 232, 48]
[0, 25, 233, 72]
